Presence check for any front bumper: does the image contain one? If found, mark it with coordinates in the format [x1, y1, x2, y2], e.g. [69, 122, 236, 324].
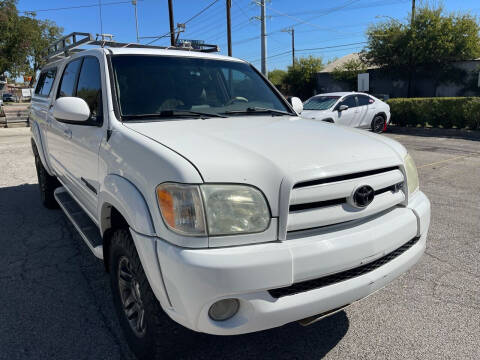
[141, 191, 430, 335]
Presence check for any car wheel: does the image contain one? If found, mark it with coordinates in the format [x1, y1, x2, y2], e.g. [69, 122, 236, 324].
[109, 229, 175, 360]
[371, 115, 386, 133]
[34, 154, 59, 209]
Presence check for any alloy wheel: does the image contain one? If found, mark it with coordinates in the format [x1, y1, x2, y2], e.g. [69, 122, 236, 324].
[117, 256, 147, 337]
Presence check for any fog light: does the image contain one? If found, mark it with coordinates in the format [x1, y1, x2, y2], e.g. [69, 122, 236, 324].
[208, 299, 239, 321]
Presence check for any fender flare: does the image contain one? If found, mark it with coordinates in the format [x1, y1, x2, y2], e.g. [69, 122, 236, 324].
[31, 122, 54, 175]
[98, 174, 155, 237]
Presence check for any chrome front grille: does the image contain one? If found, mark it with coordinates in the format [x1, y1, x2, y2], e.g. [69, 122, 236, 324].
[286, 167, 405, 233]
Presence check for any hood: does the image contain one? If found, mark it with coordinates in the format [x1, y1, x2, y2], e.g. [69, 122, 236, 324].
[124, 116, 404, 215]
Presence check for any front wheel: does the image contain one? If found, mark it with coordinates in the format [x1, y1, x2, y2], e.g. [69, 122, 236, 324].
[109, 229, 173, 360]
[371, 115, 386, 133]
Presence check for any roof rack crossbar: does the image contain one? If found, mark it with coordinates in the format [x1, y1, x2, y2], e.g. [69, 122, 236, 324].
[43, 32, 219, 62]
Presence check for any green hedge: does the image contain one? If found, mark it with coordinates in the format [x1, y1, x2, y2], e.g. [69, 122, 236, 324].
[387, 97, 480, 130]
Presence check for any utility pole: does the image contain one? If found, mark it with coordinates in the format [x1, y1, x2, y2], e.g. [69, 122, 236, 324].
[132, 0, 139, 43]
[168, 0, 175, 46]
[407, 0, 416, 97]
[226, 0, 232, 56]
[282, 27, 295, 68]
[260, 0, 267, 76]
[411, 0, 416, 26]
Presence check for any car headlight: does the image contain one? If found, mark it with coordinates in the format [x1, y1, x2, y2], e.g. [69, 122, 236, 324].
[404, 153, 419, 196]
[156, 183, 270, 237]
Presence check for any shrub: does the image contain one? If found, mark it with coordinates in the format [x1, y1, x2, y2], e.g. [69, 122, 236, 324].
[387, 97, 480, 130]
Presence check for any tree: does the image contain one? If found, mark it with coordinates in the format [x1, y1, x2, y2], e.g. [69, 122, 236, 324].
[21, 17, 63, 85]
[331, 58, 368, 89]
[268, 69, 287, 93]
[0, 0, 62, 83]
[284, 56, 324, 100]
[363, 5, 480, 96]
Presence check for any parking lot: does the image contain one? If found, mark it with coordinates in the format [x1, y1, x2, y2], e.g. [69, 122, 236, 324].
[0, 127, 479, 360]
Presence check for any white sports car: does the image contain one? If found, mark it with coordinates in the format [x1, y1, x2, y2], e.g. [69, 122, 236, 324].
[301, 92, 391, 133]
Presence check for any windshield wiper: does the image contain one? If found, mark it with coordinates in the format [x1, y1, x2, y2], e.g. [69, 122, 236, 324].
[122, 110, 226, 120]
[223, 107, 293, 116]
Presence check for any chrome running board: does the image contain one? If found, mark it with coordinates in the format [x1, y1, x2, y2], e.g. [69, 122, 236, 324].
[54, 187, 103, 259]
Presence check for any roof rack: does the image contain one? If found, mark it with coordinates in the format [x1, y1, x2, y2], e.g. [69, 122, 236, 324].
[45, 32, 220, 62]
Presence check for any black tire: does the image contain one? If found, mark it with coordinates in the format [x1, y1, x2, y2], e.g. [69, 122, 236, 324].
[34, 153, 60, 209]
[109, 229, 172, 360]
[371, 115, 386, 133]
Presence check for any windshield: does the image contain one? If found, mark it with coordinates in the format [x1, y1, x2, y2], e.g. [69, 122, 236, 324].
[111, 55, 292, 119]
[303, 96, 340, 111]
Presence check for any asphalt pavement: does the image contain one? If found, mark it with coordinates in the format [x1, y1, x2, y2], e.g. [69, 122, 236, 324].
[0, 127, 478, 359]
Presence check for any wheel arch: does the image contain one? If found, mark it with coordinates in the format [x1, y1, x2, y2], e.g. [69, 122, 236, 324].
[100, 195, 173, 310]
[374, 112, 387, 121]
[31, 122, 54, 175]
[99, 174, 155, 238]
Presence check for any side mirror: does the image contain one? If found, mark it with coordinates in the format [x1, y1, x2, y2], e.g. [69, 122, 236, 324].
[289, 96, 303, 114]
[338, 104, 349, 112]
[53, 97, 90, 122]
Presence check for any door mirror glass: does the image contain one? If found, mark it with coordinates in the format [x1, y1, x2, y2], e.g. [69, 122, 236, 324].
[289, 96, 303, 114]
[338, 104, 349, 111]
[53, 97, 91, 122]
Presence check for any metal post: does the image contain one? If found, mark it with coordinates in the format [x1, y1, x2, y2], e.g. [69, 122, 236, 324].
[226, 0, 232, 56]
[133, 0, 139, 43]
[260, 0, 267, 76]
[168, 0, 175, 46]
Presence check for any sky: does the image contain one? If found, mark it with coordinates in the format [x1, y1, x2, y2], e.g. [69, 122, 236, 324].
[16, 0, 480, 72]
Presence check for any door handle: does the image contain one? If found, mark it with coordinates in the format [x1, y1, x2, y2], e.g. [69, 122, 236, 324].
[63, 128, 72, 138]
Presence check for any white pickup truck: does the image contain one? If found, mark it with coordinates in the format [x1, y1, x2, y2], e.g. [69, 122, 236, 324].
[30, 34, 430, 360]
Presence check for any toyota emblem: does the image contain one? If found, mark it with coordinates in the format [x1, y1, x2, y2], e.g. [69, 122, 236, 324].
[351, 185, 375, 208]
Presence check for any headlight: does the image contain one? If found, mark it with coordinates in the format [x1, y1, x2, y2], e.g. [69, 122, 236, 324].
[201, 184, 270, 236]
[156, 183, 206, 236]
[404, 153, 419, 196]
[156, 183, 270, 237]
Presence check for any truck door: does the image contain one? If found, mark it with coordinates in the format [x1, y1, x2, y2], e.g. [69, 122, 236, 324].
[46, 58, 83, 184]
[48, 55, 106, 218]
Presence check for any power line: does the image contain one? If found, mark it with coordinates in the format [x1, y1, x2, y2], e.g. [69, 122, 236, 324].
[248, 41, 368, 63]
[269, 0, 409, 18]
[146, 0, 220, 45]
[19, 0, 140, 13]
[296, 41, 367, 52]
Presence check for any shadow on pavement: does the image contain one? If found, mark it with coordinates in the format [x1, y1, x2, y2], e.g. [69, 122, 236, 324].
[161, 311, 349, 360]
[0, 182, 349, 359]
[387, 126, 480, 141]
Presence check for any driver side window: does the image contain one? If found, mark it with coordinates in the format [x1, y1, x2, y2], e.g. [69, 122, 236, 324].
[339, 96, 357, 109]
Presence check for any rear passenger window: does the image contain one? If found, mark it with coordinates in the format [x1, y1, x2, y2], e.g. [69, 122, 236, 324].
[35, 68, 57, 96]
[57, 59, 82, 98]
[357, 95, 372, 106]
[76, 57, 102, 121]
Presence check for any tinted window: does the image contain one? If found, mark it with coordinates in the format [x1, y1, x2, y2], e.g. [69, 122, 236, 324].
[35, 68, 57, 96]
[111, 55, 290, 117]
[76, 57, 102, 121]
[357, 95, 372, 106]
[57, 59, 82, 98]
[340, 96, 357, 108]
